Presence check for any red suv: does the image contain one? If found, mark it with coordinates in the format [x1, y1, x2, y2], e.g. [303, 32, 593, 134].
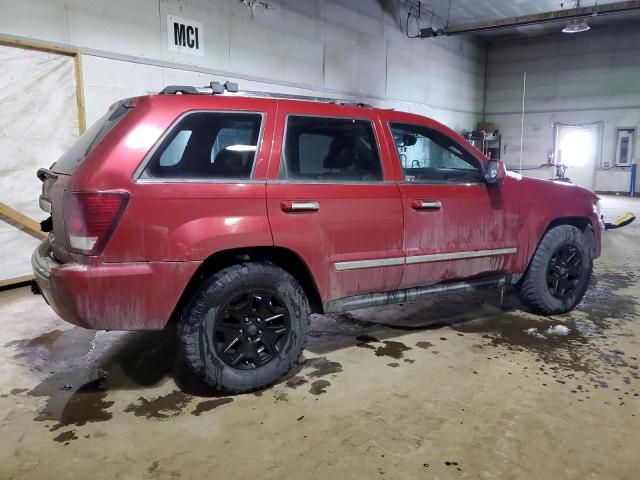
[33, 81, 601, 392]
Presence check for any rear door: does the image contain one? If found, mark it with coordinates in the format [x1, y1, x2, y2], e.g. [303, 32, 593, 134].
[266, 102, 404, 302]
[380, 113, 520, 288]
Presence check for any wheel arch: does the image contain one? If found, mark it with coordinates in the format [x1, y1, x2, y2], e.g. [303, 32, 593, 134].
[518, 215, 596, 285]
[542, 216, 597, 258]
[543, 216, 593, 235]
[169, 246, 323, 323]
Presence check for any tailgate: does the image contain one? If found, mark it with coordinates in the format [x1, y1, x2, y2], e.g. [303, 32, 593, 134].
[37, 168, 73, 263]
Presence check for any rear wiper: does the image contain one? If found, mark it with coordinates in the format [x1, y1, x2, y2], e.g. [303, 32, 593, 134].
[36, 168, 58, 183]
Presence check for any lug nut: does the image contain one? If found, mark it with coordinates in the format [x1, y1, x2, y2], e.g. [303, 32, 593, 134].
[256, 318, 261, 323]
[244, 318, 250, 323]
[258, 330, 262, 335]
[239, 329, 244, 334]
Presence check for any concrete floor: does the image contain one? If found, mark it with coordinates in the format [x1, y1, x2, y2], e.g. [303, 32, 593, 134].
[1, 195, 639, 479]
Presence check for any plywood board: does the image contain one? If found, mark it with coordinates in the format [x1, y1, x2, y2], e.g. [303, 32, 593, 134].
[0, 44, 79, 280]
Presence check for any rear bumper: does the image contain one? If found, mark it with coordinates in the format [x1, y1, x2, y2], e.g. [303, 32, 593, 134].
[32, 240, 199, 330]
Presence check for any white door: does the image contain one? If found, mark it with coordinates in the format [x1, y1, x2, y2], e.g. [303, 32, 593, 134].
[554, 123, 600, 191]
[0, 44, 80, 282]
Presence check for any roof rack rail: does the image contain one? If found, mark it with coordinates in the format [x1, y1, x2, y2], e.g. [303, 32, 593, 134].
[159, 81, 371, 107]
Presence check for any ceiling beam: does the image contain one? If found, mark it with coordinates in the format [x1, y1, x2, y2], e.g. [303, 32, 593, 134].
[424, 0, 640, 37]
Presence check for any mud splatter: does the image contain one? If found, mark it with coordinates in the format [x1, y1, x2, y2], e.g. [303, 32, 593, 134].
[273, 391, 289, 402]
[285, 376, 308, 389]
[191, 398, 233, 416]
[53, 429, 78, 444]
[416, 341, 434, 350]
[124, 390, 192, 419]
[356, 335, 380, 343]
[453, 314, 584, 351]
[443, 268, 640, 394]
[309, 380, 331, 395]
[403, 359, 415, 364]
[374, 340, 412, 359]
[10, 388, 28, 395]
[305, 357, 343, 378]
[355, 334, 379, 350]
[578, 271, 639, 327]
[387, 362, 400, 368]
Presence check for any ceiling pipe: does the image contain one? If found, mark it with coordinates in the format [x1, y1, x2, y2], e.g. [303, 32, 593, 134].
[419, 0, 640, 37]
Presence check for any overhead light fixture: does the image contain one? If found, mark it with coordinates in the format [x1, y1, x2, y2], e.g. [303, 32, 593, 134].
[562, 18, 590, 33]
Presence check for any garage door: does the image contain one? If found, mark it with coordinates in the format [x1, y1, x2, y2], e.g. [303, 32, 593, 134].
[0, 44, 81, 283]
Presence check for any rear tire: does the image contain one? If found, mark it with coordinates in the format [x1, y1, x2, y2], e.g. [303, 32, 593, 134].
[518, 225, 592, 315]
[179, 262, 310, 393]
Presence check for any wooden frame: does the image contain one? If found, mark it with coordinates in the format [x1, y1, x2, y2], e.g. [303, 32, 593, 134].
[0, 36, 87, 288]
[0, 202, 48, 241]
[0, 35, 87, 135]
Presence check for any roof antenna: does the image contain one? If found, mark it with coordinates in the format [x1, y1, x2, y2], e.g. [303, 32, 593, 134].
[519, 71, 527, 174]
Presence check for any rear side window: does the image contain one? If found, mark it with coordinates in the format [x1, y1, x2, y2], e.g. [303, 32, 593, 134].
[282, 116, 383, 182]
[140, 112, 262, 180]
[52, 102, 131, 174]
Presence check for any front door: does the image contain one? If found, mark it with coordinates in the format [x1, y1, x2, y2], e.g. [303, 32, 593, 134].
[266, 103, 404, 302]
[384, 119, 520, 289]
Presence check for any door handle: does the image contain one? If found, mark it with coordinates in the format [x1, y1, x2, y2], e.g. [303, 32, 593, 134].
[411, 200, 442, 210]
[280, 200, 320, 212]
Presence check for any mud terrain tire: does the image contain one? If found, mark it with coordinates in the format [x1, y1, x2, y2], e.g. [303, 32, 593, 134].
[519, 225, 593, 315]
[179, 262, 310, 393]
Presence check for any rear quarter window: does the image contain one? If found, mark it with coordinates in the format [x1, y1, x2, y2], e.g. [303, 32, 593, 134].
[140, 112, 263, 181]
[52, 102, 131, 174]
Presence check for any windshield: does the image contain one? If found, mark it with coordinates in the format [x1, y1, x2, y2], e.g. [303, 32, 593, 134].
[51, 102, 131, 174]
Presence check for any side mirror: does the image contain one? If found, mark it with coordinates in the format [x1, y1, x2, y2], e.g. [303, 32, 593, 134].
[485, 159, 506, 185]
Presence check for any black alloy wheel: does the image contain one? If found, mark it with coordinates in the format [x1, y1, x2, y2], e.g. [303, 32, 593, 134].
[212, 290, 291, 370]
[546, 244, 583, 300]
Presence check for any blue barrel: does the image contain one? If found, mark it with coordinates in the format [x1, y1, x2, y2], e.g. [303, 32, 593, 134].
[631, 164, 637, 197]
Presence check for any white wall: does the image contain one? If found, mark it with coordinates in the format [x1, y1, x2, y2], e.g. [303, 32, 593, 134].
[0, 46, 79, 280]
[485, 25, 640, 193]
[0, 0, 486, 131]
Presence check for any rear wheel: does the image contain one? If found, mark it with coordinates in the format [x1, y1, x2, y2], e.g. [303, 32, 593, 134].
[518, 225, 592, 315]
[179, 262, 310, 393]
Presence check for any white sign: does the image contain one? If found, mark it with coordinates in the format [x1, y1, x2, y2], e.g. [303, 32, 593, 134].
[167, 15, 204, 56]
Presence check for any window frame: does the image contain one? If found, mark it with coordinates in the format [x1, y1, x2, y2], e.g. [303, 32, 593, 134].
[133, 109, 266, 183]
[387, 121, 486, 185]
[278, 113, 388, 184]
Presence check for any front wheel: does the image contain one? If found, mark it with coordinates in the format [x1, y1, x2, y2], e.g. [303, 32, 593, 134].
[179, 262, 310, 393]
[518, 225, 593, 315]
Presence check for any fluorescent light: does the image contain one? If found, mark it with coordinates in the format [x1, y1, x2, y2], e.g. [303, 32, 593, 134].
[562, 18, 590, 33]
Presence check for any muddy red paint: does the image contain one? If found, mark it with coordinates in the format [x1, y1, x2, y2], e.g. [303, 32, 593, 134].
[32, 92, 601, 331]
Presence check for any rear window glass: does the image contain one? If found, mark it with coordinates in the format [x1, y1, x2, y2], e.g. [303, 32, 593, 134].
[140, 112, 262, 180]
[52, 102, 131, 174]
[282, 116, 383, 182]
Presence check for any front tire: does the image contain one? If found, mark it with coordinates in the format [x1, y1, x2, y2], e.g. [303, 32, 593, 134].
[179, 262, 310, 393]
[519, 225, 593, 315]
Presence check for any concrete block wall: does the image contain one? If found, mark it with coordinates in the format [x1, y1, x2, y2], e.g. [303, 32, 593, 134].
[0, 0, 486, 131]
[484, 24, 640, 193]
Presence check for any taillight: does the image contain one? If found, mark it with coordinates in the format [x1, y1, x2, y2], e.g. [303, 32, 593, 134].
[63, 191, 129, 255]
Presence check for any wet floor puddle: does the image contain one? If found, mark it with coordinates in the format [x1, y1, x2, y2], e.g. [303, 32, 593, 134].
[5, 328, 97, 361]
[5, 270, 636, 444]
